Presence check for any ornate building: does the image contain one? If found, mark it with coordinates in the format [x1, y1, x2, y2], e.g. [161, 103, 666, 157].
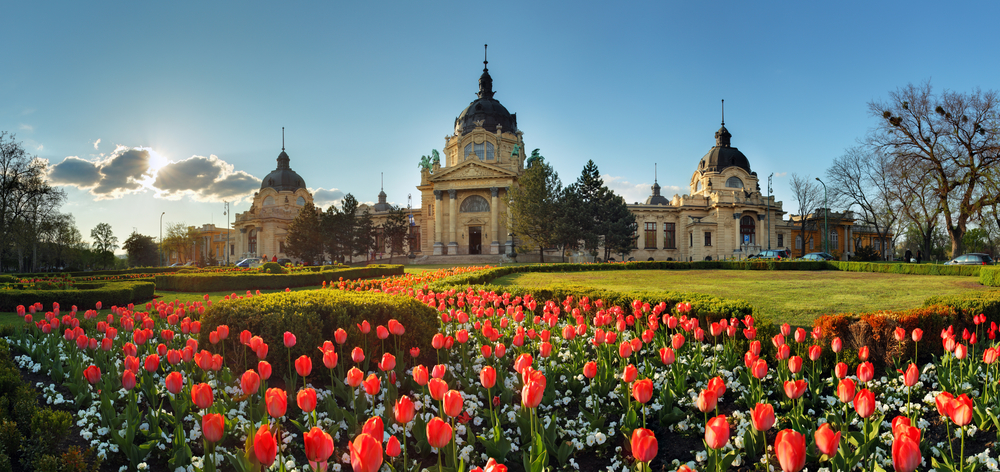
[415, 52, 526, 256]
[232, 146, 314, 261]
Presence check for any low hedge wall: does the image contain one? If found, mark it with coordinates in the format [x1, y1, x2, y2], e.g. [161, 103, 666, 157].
[981, 266, 1000, 287]
[12, 267, 183, 278]
[154, 264, 404, 292]
[0, 281, 155, 312]
[199, 289, 439, 380]
[828, 261, 981, 276]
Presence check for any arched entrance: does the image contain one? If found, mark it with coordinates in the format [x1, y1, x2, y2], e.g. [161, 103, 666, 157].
[740, 216, 756, 246]
[248, 229, 257, 255]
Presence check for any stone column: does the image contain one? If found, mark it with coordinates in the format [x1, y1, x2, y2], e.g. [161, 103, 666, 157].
[503, 186, 511, 255]
[490, 187, 500, 254]
[433, 190, 444, 255]
[448, 189, 459, 254]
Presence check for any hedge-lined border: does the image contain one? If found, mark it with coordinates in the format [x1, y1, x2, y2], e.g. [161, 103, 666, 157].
[981, 266, 1000, 287]
[12, 267, 184, 278]
[154, 264, 404, 292]
[0, 281, 156, 312]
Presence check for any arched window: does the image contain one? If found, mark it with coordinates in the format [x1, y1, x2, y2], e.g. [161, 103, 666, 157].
[296, 196, 305, 206]
[248, 229, 257, 254]
[795, 234, 803, 250]
[460, 195, 490, 213]
[696, 181, 702, 192]
[830, 231, 838, 251]
[740, 215, 756, 245]
[263, 196, 275, 206]
[464, 144, 472, 159]
[726, 177, 744, 188]
[464, 142, 495, 160]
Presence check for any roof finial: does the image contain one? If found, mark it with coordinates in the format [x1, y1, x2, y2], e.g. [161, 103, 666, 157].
[654, 163, 658, 183]
[282, 127, 285, 151]
[483, 44, 488, 71]
[721, 99, 725, 126]
[381, 172, 384, 191]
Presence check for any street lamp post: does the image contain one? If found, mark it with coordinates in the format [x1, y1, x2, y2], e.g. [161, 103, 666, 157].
[159, 212, 165, 266]
[815, 177, 828, 254]
[224, 201, 230, 266]
[767, 173, 773, 250]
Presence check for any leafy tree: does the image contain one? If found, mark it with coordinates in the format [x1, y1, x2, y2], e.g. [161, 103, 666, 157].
[504, 151, 563, 262]
[162, 223, 197, 264]
[868, 82, 1000, 256]
[789, 174, 821, 257]
[381, 205, 409, 263]
[90, 223, 118, 269]
[355, 209, 376, 261]
[122, 232, 159, 267]
[601, 193, 638, 261]
[0, 132, 58, 272]
[285, 202, 325, 265]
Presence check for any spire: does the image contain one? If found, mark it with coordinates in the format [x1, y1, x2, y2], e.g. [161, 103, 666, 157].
[477, 44, 495, 100]
[715, 100, 732, 147]
[277, 127, 290, 169]
[654, 163, 658, 183]
[721, 99, 725, 126]
[282, 127, 285, 151]
[651, 163, 661, 196]
[381, 172, 384, 192]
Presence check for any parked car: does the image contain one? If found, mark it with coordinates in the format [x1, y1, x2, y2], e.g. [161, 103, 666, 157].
[235, 258, 252, 268]
[276, 258, 293, 265]
[798, 252, 835, 261]
[749, 249, 786, 260]
[944, 253, 995, 265]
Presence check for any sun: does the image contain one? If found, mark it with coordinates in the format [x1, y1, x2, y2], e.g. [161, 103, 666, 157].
[146, 149, 170, 174]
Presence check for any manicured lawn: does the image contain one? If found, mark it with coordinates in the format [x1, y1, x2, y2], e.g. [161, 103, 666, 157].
[492, 269, 996, 325]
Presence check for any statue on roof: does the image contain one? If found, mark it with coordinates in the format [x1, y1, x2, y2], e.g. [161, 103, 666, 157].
[418, 155, 432, 172]
[431, 149, 441, 166]
[525, 148, 543, 169]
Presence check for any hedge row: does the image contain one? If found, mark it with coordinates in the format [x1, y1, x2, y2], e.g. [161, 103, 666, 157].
[981, 266, 1000, 287]
[154, 265, 404, 292]
[828, 261, 981, 277]
[0, 281, 155, 312]
[12, 267, 183, 278]
[198, 289, 439, 381]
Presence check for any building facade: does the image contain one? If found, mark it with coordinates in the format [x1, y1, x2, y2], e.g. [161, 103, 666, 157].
[231, 147, 314, 261]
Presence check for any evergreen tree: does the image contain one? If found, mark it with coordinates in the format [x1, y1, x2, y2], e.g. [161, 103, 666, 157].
[504, 150, 563, 262]
[355, 209, 376, 261]
[285, 202, 324, 265]
[601, 193, 638, 261]
[322, 194, 358, 263]
[552, 185, 583, 262]
[573, 160, 607, 259]
[381, 205, 409, 263]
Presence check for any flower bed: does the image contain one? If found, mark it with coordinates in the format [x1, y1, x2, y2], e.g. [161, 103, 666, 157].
[1, 266, 999, 472]
[0, 281, 155, 312]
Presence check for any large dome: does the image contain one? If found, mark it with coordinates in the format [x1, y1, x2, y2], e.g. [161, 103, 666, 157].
[261, 150, 306, 192]
[454, 64, 517, 136]
[698, 125, 751, 173]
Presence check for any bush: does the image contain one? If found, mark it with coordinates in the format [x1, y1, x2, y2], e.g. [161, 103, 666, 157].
[199, 288, 439, 380]
[981, 266, 1000, 287]
[155, 265, 403, 292]
[853, 245, 881, 261]
[0, 281, 155, 312]
[260, 262, 287, 274]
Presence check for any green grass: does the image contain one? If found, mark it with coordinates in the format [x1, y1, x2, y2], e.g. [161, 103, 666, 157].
[402, 262, 537, 274]
[492, 269, 997, 325]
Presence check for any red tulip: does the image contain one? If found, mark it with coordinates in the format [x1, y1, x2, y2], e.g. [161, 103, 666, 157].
[165, 371, 184, 394]
[443, 390, 464, 417]
[480, 366, 496, 389]
[203, 413, 225, 443]
[349, 433, 382, 472]
[831, 337, 842, 353]
[363, 374, 381, 396]
[752, 403, 775, 431]
[787, 356, 803, 374]
[949, 394, 973, 426]
[521, 379, 544, 408]
[376, 325, 389, 340]
[241, 369, 260, 395]
[893, 326, 906, 342]
[431, 364, 447, 379]
[857, 361, 874, 383]
[854, 388, 875, 418]
[954, 343, 968, 360]
[777, 344, 791, 360]
[903, 363, 919, 387]
[794, 327, 806, 343]
[378, 353, 395, 372]
[428, 378, 448, 401]
[622, 364, 638, 383]
[775, 429, 806, 472]
[385, 435, 401, 457]
[696, 388, 718, 413]
[83, 365, 101, 384]
[335, 328, 348, 344]
[394, 395, 415, 424]
[935, 392, 955, 417]
[632, 378, 653, 404]
[783, 379, 807, 400]
[258, 361, 272, 380]
[121, 370, 136, 391]
[858, 346, 869, 360]
[834, 362, 848, 379]
[253, 425, 277, 466]
[192, 383, 213, 409]
[388, 319, 405, 336]
[283, 331, 296, 348]
[583, 361, 597, 379]
[814, 423, 840, 456]
[892, 430, 921, 472]
[143, 354, 160, 373]
[346, 367, 364, 388]
[362, 416, 384, 442]
[426, 416, 453, 449]
[659, 347, 675, 365]
[255, 342, 269, 359]
[837, 378, 856, 403]
[304, 427, 335, 468]
[808, 345, 822, 362]
[705, 415, 729, 449]
[297, 388, 317, 413]
[352, 347, 365, 363]
[265, 387, 287, 418]
[630, 427, 658, 462]
[295, 355, 312, 377]
[410, 347, 420, 357]
[751, 359, 767, 379]
[911, 328, 923, 342]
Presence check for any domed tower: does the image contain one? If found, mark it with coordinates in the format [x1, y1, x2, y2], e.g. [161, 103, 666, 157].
[261, 149, 307, 192]
[691, 101, 758, 196]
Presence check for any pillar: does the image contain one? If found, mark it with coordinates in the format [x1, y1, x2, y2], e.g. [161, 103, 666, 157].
[448, 189, 458, 254]
[490, 187, 500, 254]
[503, 186, 511, 255]
[433, 190, 444, 255]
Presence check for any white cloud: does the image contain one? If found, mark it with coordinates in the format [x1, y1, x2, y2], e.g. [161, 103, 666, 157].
[93, 139, 101, 150]
[311, 188, 346, 209]
[36, 145, 43, 151]
[602, 174, 683, 205]
[153, 154, 260, 202]
[774, 172, 787, 178]
[18, 124, 33, 132]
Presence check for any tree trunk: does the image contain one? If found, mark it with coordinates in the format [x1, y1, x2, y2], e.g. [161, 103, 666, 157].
[949, 226, 965, 258]
[539, 246, 544, 264]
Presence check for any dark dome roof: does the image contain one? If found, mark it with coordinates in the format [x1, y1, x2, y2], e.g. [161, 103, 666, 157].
[645, 181, 669, 205]
[698, 124, 751, 173]
[373, 189, 391, 212]
[261, 150, 306, 192]
[454, 65, 517, 136]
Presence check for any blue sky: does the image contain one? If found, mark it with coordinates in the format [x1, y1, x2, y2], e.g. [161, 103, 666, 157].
[3, 1, 998, 248]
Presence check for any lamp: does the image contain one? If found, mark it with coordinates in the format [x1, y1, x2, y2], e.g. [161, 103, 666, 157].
[815, 177, 828, 254]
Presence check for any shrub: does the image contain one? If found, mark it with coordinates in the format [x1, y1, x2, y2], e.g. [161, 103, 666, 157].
[259, 262, 287, 274]
[0, 419, 20, 466]
[981, 266, 1000, 287]
[199, 289, 439, 380]
[155, 265, 403, 292]
[853, 245, 881, 261]
[0, 281, 155, 312]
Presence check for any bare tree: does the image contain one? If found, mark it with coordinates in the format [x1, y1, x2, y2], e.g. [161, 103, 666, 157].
[826, 146, 899, 259]
[892, 156, 942, 259]
[868, 82, 1000, 256]
[0, 132, 53, 271]
[789, 173, 821, 257]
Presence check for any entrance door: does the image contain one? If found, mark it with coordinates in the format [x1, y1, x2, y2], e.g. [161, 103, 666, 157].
[469, 226, 482, 254]
[740, 216, 756, 245]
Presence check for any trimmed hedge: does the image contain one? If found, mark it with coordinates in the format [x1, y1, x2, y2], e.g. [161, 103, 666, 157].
[198, 289, 439, 380]
[981, 266, 1000, 287]
[0, 281, 155, 312]
[12, 267, 183, 278]
[154, 265, 404, 292]
[829, 261, 981, 277]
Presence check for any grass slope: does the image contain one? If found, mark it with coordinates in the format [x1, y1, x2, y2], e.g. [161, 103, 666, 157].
[492, 269, 995, 325]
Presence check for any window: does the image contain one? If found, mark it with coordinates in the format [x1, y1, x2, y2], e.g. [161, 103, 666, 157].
[409, 226, 421, 252]
[248, 229, 257, 254]
[809, 237, 814, 250]
[704, 232, 712, 246]
[726, 177, 744, 188]
[474, 143, 484, 160]
[464, 144, 472, 159]
[263, 196, 275, 206]
[830, 231, 838, 251]
[696, 181, 702, 192]
[230, 244, 234, 256]
[795, 234, 803, 250]
[690, 233, 693, 247]
[664, 223, 676, 249]
[376, 227, 385, 252]
[460, 195, 490, 212]
[279, 241, 285, 253]
[777, 233, 784, 248]
[740, 216, 756, 245]
[644, 222, 657, 249]
[296, 196, 305, 206]
[486, 142, 495, 160]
